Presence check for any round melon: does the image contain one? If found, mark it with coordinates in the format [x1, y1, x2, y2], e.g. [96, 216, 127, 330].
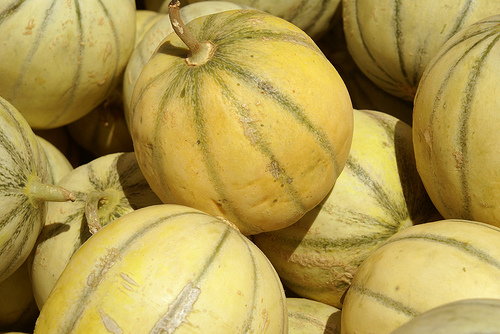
[33, 204, 288, 333]
[390, 298, 500, 334]
[253, 109, 440, 308]
[341, 219, 500, 334]
[130, 6, 354, 235]
[29, 152, 163, 309]
[412, 15, 500, 226]
[342, 0, 498, 100]
[0, 0, 136, 129]
[0, 97, 75, 283]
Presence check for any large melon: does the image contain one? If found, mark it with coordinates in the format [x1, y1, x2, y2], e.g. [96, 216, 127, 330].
[34, 204, 288, 333]
[0, 0, 136, 129]
[130, 6, 354, 235]
[341, 219, 500, 334]
[412, 15, 500, 226]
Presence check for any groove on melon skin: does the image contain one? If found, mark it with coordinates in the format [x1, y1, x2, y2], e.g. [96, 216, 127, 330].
[416, 22, 500, 219]
[349, 283, 420, 318]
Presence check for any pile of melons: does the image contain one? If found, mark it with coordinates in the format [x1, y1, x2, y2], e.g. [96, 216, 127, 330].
[0, 0, 499, 333]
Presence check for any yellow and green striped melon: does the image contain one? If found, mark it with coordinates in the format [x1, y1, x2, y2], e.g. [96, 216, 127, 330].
[34, 204, 288, 333]
[123, 1, 250, 124]
[390, 298, 500, 334]
[253, 109, 440, 308]
[341, 219, 500, 334]
[0, 97, 75, 283]
[182, 0, 341, 40]
[412, 15, 500, 227]
[0, 261, 38, 333]
[130, 7, 354, 235]
[342, 0, 499, 100]
[0, 0, 136, 129]
[287, 298, 341, 334]
[134, 9, 166, 46]
[29, 152, 163, 309]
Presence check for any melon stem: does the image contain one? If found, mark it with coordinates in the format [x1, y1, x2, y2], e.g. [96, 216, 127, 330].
[168, 0, 215, 66]
[85, 190, 109, 234]
[26, 177, 76, 207]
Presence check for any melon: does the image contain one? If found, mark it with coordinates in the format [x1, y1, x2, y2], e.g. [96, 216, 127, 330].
[341, 219, 500, 334]
[412, 14, 500, 226]
[287, 298, 341, 334]
[0, 0, 136, 129]
[130, 4, 354, 235]
[342, 0, 499, 100]
[0, 96, 75, 283]
[33, 204, 288, 333]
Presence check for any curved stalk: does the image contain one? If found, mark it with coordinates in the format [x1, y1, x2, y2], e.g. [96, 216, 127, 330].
[168, 0, 215, 66]
[85, 190, 109, 234]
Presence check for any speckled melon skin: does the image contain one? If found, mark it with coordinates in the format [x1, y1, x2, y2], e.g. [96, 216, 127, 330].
[130, 9, 354, 235]
[0, 0, 136, 129]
